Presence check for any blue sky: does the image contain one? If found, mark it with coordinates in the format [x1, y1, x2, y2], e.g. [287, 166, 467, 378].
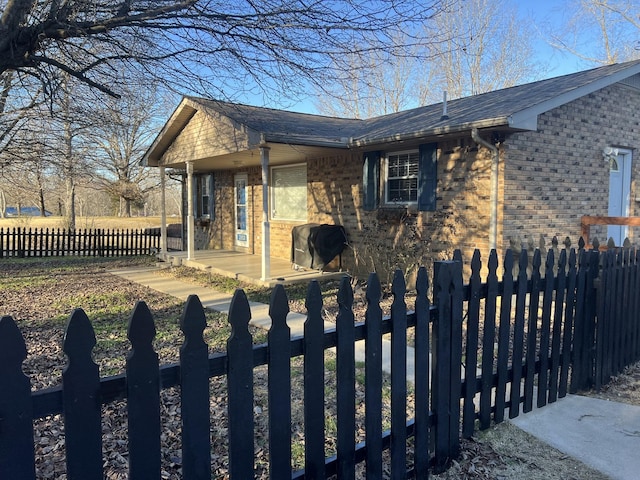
[517, 0, 586, 77]
[244, 0, 636, 115]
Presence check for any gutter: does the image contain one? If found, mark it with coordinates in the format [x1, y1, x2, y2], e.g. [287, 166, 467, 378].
[471, 128, 499, 251]
[349, 117, 509, 149]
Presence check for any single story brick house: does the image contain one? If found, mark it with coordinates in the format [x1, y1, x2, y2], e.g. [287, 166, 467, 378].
[143, 60, 640, 281]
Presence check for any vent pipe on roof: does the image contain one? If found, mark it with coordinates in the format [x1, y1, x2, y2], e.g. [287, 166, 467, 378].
[441, 91, 449, 120]
[471, 128, 499, 252]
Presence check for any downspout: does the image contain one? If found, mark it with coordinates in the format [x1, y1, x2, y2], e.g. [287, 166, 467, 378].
[471, 128, 499, 252]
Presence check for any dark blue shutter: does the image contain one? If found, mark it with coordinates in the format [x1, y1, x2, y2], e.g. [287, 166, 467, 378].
[418, 143, 437, 211]
[193, 175, 199, 217]
[363, 151, 380, 211]
[208, 173, 215, 221]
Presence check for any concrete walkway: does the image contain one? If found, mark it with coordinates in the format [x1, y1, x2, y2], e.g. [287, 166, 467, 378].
[112, 266, 417, 381]
[510, 394, 640, 480]
[112, 266, 316, 335]
[112, 266, 640, 479]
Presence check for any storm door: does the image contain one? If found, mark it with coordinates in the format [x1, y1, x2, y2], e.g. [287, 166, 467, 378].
[234, 174, 249, 248]
[607, 149, 632, 245]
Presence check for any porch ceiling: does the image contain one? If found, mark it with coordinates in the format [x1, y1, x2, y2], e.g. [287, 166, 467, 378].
[167, 142, 347, 172]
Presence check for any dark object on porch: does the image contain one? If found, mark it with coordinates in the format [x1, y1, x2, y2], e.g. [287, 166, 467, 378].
[291, 223, 347, 270]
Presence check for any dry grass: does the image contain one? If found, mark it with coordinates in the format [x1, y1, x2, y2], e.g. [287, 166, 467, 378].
[0, 215, 178, 230]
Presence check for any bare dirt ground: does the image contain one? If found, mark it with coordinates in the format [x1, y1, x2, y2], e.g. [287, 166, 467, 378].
[2, 258, 637, 479]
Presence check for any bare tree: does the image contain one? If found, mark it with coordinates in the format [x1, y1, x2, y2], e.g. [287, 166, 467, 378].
[316, 0, 544, 118]
[86, 84, 166, 217]
[0, 71, 43, 166]
[36, 76, 98, 229]
[0, 149, 50, 217]
[315, 35, 435, 118]
[544, 0, 640, 65]
[1, 0, 452, 107]
[418, 0, 545, 103]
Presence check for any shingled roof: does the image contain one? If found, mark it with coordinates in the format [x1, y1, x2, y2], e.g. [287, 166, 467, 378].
[144, 60, 640, 166]
[187, 97, 362, 147]
[353, 59, 640, 147]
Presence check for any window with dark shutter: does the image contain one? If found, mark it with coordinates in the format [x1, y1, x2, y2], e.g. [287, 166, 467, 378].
[370, 143, 437, 212]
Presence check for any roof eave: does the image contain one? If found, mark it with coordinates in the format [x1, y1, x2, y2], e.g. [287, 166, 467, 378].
[507, 62, 640, 127]
[349, 117, 513, 148]
[262, 133, 350, 148]
[140, 99, 197, 167]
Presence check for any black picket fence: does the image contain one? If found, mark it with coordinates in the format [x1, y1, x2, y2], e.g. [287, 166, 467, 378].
[1, 244, 639, 478]
[0, 227, 161, 258]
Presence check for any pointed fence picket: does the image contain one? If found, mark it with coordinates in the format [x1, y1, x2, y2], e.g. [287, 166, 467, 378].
[127, 302, 161, 479]
[227, 289, 255, 479]
[268, 285, 292, 479]
[302, 280, 325, 479]
[364, 273, 383, 478]
[62, 309, 102, 480]
[3, 243, 640, 478]
[179, 295, 211, 480]
[0, 316, 36, 480]
[336, 275, 356, 480]
[412, 267, 430, 478]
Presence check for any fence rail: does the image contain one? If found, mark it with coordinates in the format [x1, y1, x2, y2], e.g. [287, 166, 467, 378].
[581, 215, 640, 247]
[1, 244, 640, 478]
[0, 227, 161, 258]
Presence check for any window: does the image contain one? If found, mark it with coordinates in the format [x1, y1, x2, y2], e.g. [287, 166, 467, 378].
[271, 164, 307, 221]
[610, 157, 619, 172]
[194, 174, 214, 219]
[385, 150, 419, 204]
[362, 143, 437, 212]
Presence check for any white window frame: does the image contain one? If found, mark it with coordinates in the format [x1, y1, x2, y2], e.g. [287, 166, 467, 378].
[384, 149, 419, 205]
[198, 174, 212, 218]
[191, 173, 213, 219]
[270, 163, 307, 221]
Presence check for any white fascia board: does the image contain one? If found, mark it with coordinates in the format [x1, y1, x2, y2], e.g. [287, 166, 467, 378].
[507, 112, 539, 131]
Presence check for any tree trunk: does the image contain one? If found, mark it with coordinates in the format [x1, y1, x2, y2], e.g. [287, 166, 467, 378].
[38, 186, 46, 217]
[63, 96, 76, 230]
[0, 190, 5, 218]
[123, 197, 132, 217]
[66, 176, 76, 230]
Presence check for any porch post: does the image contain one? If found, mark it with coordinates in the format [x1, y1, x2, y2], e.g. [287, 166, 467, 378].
[159, 166, 167, 255]
[186, 161, 195, 260]
[260, 145, 271, 280]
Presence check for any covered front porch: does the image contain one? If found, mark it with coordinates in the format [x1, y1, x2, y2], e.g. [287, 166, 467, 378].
[158, 249, 346, 287]
[143, 97, 357, 284]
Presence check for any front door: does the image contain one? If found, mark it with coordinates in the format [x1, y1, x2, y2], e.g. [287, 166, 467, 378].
[608, 149, 632, 245]
[234, 174, 249, 248]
